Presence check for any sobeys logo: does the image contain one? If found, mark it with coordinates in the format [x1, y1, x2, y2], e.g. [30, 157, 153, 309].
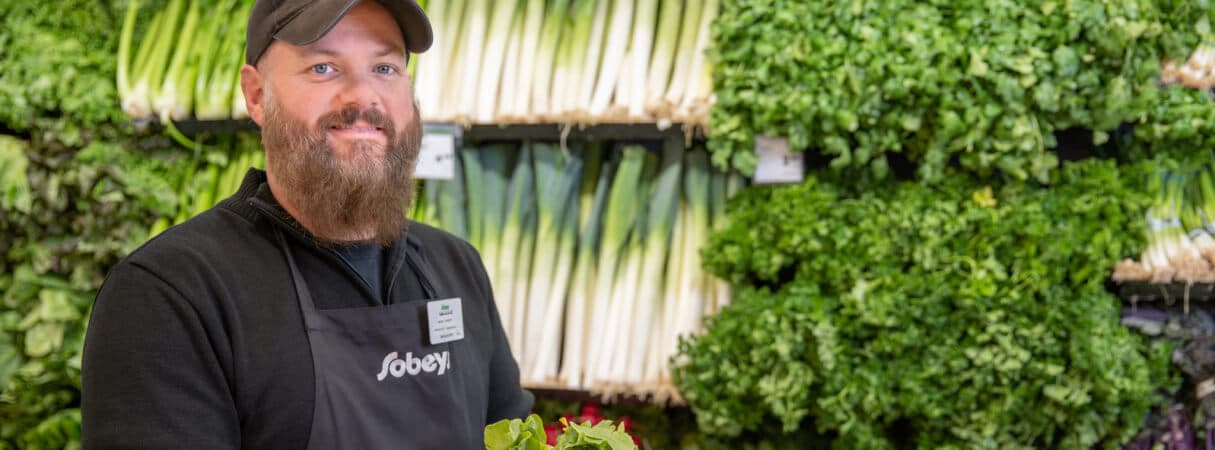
[376, 350, 451, 381]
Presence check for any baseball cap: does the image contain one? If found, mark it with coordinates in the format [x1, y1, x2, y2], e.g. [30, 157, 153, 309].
[246, 0, 433, 65]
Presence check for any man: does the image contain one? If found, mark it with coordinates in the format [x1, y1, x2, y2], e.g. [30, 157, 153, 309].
[80, 1, 533, 448]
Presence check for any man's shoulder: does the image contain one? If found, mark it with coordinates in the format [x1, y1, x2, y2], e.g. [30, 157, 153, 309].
[122, 206, 269, 275]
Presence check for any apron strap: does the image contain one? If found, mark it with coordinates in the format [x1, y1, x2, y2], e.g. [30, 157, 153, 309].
[275, 228, 320, 316]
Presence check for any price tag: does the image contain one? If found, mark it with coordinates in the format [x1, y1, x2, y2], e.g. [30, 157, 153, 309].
[752, 136, 804, 184]
[414, 124, 460, 180]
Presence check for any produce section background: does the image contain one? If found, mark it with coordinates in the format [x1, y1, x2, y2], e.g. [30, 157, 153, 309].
[6, 0, 1215, 449]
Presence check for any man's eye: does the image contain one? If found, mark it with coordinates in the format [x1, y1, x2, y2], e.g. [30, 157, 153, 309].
[312, 64, 333, 74]
[375, 65, 397, 75]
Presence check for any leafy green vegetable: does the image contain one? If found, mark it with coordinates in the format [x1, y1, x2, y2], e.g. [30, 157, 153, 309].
[0, 1, 130, 145]
[707, 0, 1210, 183]
[486, 414, 638, 450]
[676, 158, 1179, 448]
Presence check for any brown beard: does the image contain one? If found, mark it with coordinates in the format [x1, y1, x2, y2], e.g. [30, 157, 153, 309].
[261, 96, 422, 246]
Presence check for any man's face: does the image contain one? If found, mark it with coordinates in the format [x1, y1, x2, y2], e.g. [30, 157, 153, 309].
[240, 1, 422, 245]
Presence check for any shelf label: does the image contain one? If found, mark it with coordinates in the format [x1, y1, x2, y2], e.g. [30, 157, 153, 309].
[415, 124, 460, 180]
[752, 136, 804, 184]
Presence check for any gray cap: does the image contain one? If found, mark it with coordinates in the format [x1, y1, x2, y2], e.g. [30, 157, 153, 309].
[246, 0, 433, 65]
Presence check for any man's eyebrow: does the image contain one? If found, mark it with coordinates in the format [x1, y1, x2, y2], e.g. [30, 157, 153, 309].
[299, 45, 406, 58]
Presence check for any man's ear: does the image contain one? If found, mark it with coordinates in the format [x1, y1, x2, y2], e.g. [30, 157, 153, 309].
[240, 64, 266, 126]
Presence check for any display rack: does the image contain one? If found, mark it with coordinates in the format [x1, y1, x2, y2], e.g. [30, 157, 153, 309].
[1116, 281, 1215, 308]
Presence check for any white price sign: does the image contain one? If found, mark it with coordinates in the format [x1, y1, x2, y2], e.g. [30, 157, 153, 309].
[751, 136, 804, 184]
[414, 124, 460, 180]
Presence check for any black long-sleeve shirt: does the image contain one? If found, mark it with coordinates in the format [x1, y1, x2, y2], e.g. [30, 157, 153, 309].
[81, 169, 532, 448]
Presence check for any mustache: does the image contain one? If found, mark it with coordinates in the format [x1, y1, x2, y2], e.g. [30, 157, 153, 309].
[316, 105, 396, 138]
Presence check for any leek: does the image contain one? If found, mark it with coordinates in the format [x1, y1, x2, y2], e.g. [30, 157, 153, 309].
[589, 148, 656, 388]
[530, 0, 572, 119]
[456, 0, 491, 121]
[438, 155, 470, 240]
[662, 0, 703, 110]
[588, 0, 634, 118]
[675, 0, 718, 121]
[523, 143, 584, 381]
[416, 0, 460, 120]
[622, 140, 682, 385]
[462, 147, 487, 251]
[559, 144, 613, 388]
[475, 0, 521, 123]
[625, 0, 659, 119]
[437, 0, 469, 121]
[573, 146, 645, 388]
[496, 5, 527, 122]
[575, 0, 612, 118]
[645, 0, 682, 116]
[498, 143, 536, 358]
[510, 0, 546, 119]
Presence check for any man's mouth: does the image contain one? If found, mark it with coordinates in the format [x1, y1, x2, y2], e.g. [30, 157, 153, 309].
[328, 121, 386, 136]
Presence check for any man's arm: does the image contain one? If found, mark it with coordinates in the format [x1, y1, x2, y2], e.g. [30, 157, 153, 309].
[81, 262, 239, 449]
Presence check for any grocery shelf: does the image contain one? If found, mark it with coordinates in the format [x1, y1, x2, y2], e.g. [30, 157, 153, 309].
[523, 381, 686, 408]
[1116, 281, 1215, 305]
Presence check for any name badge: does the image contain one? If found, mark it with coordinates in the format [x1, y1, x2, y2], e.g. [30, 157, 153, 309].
[427, 298, 465, 345]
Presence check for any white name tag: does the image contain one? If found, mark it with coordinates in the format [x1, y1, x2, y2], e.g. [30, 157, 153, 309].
[427, 298, 465, 345]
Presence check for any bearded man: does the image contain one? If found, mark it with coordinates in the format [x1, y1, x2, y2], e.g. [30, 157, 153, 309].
[80, 1, 533, 448]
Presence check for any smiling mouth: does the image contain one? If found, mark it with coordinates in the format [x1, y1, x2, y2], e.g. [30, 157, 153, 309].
[329, 125, 384, 133]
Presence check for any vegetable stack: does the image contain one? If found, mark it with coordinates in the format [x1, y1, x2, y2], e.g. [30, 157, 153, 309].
[416, 0, 718, 126]
[411, 141, 740, 402]
[706, 0, 1211, 181]
[118, 0, 254, 136]
[116, 0, 719, 127]
[1113, 163, 1215, 287]
[676, 158, 1175, 448]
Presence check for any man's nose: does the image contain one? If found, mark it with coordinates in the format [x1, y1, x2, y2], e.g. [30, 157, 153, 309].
[334, 72, 380, 111]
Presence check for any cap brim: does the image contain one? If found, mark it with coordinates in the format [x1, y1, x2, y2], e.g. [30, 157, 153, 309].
[274, 0, 433, 54]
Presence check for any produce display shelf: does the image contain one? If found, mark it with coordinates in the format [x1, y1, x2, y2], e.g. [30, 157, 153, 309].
[165, 118, 703, 142]
[522, 382, 685, 408]
[1116, 281, 1215, 305]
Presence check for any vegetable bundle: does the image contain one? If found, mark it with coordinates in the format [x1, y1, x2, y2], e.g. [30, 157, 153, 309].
[417, 0, 718, 126]
[707, 0, 1210, 182]
[675, 159, 1176, 448]
[116, 0, 719, 128]
[411, 141, 740, 401]
[117, 0, 253, 129]
[1111, 169, 1215, 286]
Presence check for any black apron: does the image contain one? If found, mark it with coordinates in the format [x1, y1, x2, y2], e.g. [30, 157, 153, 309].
[276, 231, 482, 449]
